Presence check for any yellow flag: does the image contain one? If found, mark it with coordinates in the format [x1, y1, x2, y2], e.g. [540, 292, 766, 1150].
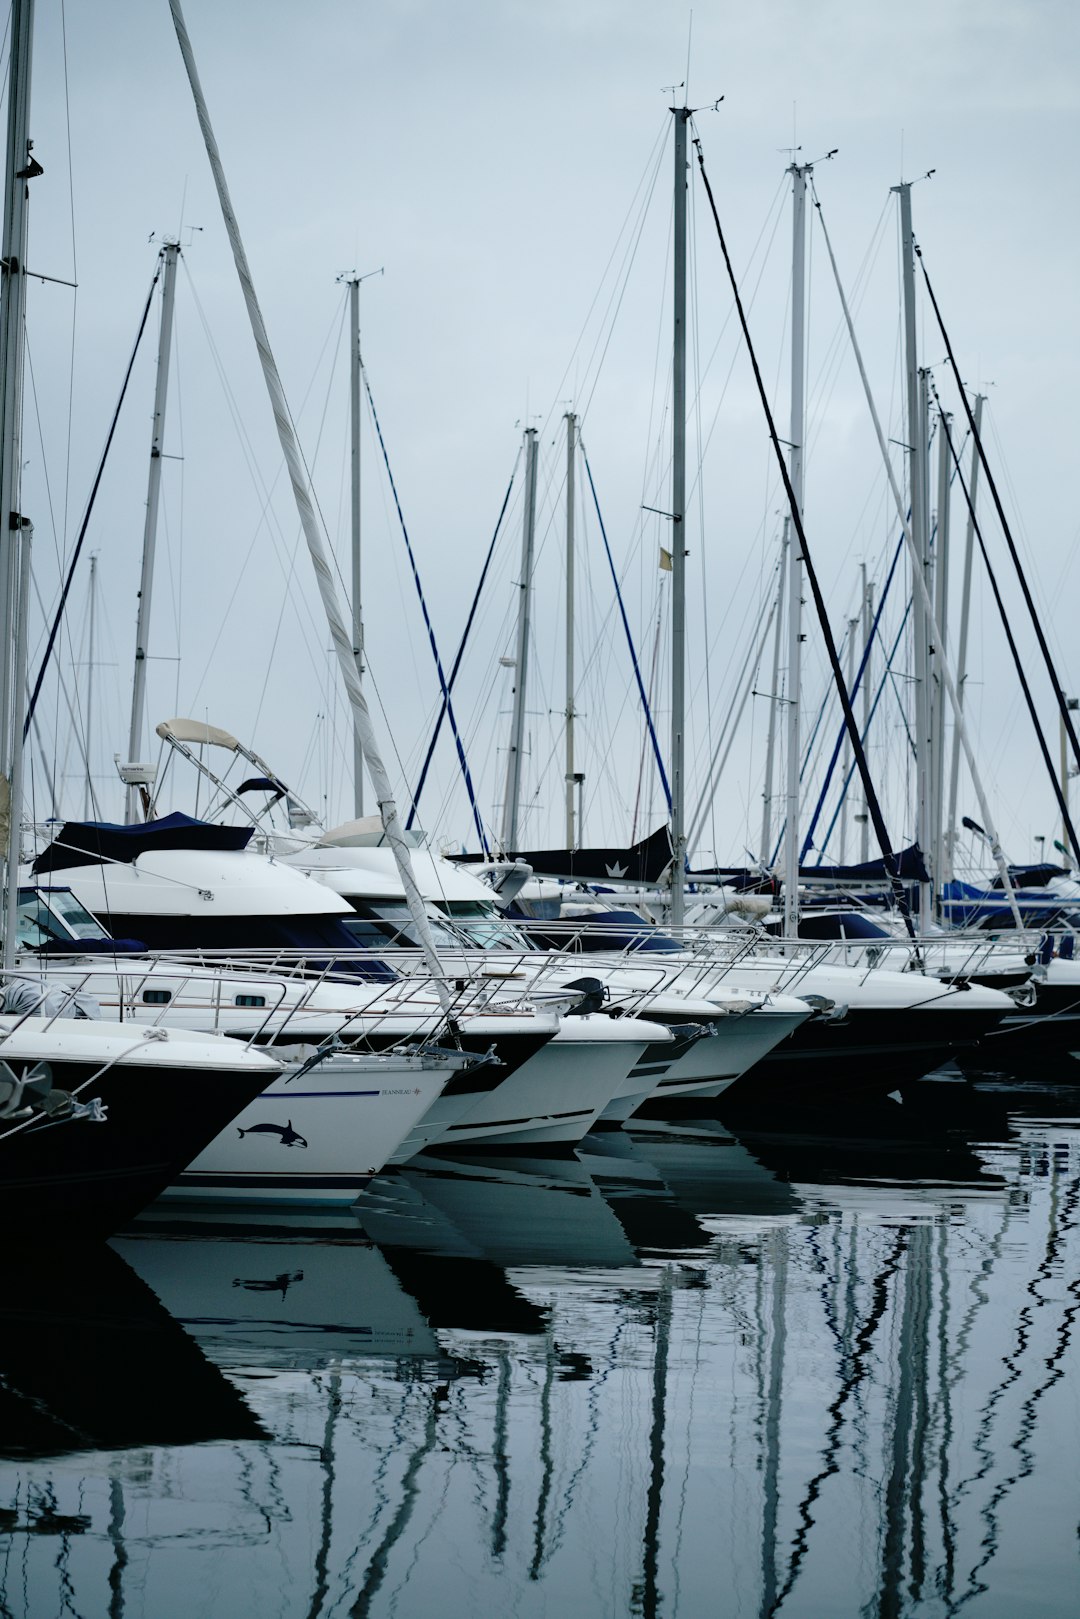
[659, 546, 672, 572]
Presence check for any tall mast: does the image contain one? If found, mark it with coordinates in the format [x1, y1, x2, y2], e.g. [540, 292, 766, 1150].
[760, 520, 789, 863]
[502, 425, 538, 851]
[564, 411, 577, 849]
[125, 238, 180, 822]
[782, 162, 809, 941]
[897, 181, 933, 930]
[839, 614, 857, 863]
[860, 563, 873, 863]
[0, 0, 35, 970]
[84, 554, 97, 820]
[915, 366, 934, 928]
[944, 393, 983, 880]
[931, 410, 951, 908]
[1063, 701, 1079, 865]
[342, 272, 369, 817]
[171, 0, 453, 1010]
[670, 104, 690, 929]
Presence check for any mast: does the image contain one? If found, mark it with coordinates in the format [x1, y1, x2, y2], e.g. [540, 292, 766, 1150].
[0, 0, 35, 971]
[502, 425, 538, 851]
[931, 411, 951, 909]
[860, 564, 873, 863]
[813, 184, 1021, 923]
[170, 0, 453, 1011]
[564, 411, 577, 848]
[125, 238, 180, 822]
[760, 521, 788, 864]
[783, 162, 809, 941]
[3, 528, 30, 969]
[670, 104, 689, 929]
[84, 554, 97, 820]
[916, 368, 934, 927]
[345, 273, 366, 817]
[839, 614, 857, 863]
[897, 181, 933, 931]
[1062, 700, 1078, 865]
[944, 393, 983, 880]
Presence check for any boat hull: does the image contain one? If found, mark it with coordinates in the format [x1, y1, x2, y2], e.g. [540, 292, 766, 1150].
[718, 1005, 1010, 1105]
[625, 1009, 810, 1119]
[0, 1048, 275, 1239]
[167, 1052, 456, 1204]
[390, 1017, 660, 1158]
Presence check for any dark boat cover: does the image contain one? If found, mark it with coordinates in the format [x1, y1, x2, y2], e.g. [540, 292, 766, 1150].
[32, 812, 253, 874]
[451, 824, 674, 884]
[690, 842, 930, 886]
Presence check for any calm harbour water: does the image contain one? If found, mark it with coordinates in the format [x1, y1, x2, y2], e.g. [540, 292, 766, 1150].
[2, 1074, 1079, 1618]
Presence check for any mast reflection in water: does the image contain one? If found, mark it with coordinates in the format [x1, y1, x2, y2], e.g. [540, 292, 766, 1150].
[1, 1082, 1079, 1617]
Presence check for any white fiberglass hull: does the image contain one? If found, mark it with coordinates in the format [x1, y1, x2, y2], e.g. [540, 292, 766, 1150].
[167, 1051, 458, 1204]
[600, 1002, 811, 1120]
[389, 1014, 669, 1159]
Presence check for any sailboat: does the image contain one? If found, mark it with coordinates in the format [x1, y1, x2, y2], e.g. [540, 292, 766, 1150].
[0, 0, 298, 1239]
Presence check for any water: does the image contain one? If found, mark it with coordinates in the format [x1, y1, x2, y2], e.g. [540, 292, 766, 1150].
[2, 1075, 1079, 1617]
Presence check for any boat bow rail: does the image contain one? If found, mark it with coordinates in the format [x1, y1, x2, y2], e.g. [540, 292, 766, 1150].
[13, 949, 570, 1056]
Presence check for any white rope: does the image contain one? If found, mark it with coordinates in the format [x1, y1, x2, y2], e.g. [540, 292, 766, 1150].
[169, 0, 452, 1010]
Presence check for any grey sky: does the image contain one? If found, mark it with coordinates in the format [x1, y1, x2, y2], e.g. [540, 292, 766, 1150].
[17, 0, 1080, 868]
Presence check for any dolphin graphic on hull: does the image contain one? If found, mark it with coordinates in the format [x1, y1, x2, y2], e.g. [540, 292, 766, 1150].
[236, 1119, 308, 1149]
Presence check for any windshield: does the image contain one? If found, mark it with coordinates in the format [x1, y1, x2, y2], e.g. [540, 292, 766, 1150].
[435, 900, 535, 952]
[797, 911, 892, 941]
[16, 888, 112, 949]
[352, 902, 465, 953]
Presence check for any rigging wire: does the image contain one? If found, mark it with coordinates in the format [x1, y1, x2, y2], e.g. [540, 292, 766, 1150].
[933, 393, 1080, 863]
[23, 259, 162, 738]
[691, 124, 916, 936]
[916, 244, 1080, 789]
[408, 457, 519, 831]
[362, 372, 488, 852]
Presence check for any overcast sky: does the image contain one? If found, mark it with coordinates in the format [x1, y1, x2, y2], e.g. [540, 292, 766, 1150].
[15, 0, 1080, 871]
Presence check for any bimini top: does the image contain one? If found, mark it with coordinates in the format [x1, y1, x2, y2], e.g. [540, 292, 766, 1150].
[156, 716, 241, 751]
[32, 812, 253, 874]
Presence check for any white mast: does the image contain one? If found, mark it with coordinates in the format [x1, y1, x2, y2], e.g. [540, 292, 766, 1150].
[0, 0, 35, 971]
[84, 554, 97, 821]
[897, 181, 934, 930]
[669, 104, 690, 929]
[336, 270, 382, 819]
[814, 183, 1020, 924]
[839, 614, 857, 863]
[760, 521, 788, 864]
[564, 411, 577, 849]
[125, 238, 179, 822]
[170, 0, 453, 1009]
[502, 425, 538, 852]
[859, 563, 873, 863]
[931, 409, 951, 908]
[1063, 701, 1079, 866]
[349, 275, 363, 817]
[944, 392, 983, 880]
[782, 162, 809, 941]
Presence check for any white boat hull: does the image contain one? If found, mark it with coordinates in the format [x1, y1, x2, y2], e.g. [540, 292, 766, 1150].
[390, 1016, 664, 1158]
[166, 1051, 456, 1204]
[601, 1007, 811, 1120]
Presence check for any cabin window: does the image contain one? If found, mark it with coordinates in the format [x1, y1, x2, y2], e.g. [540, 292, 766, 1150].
[235, 993, 266, 1008]
[142, 989, 172, 1004]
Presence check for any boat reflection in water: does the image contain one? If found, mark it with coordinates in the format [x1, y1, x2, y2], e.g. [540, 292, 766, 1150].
[2, 1082, 1079, 1618]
